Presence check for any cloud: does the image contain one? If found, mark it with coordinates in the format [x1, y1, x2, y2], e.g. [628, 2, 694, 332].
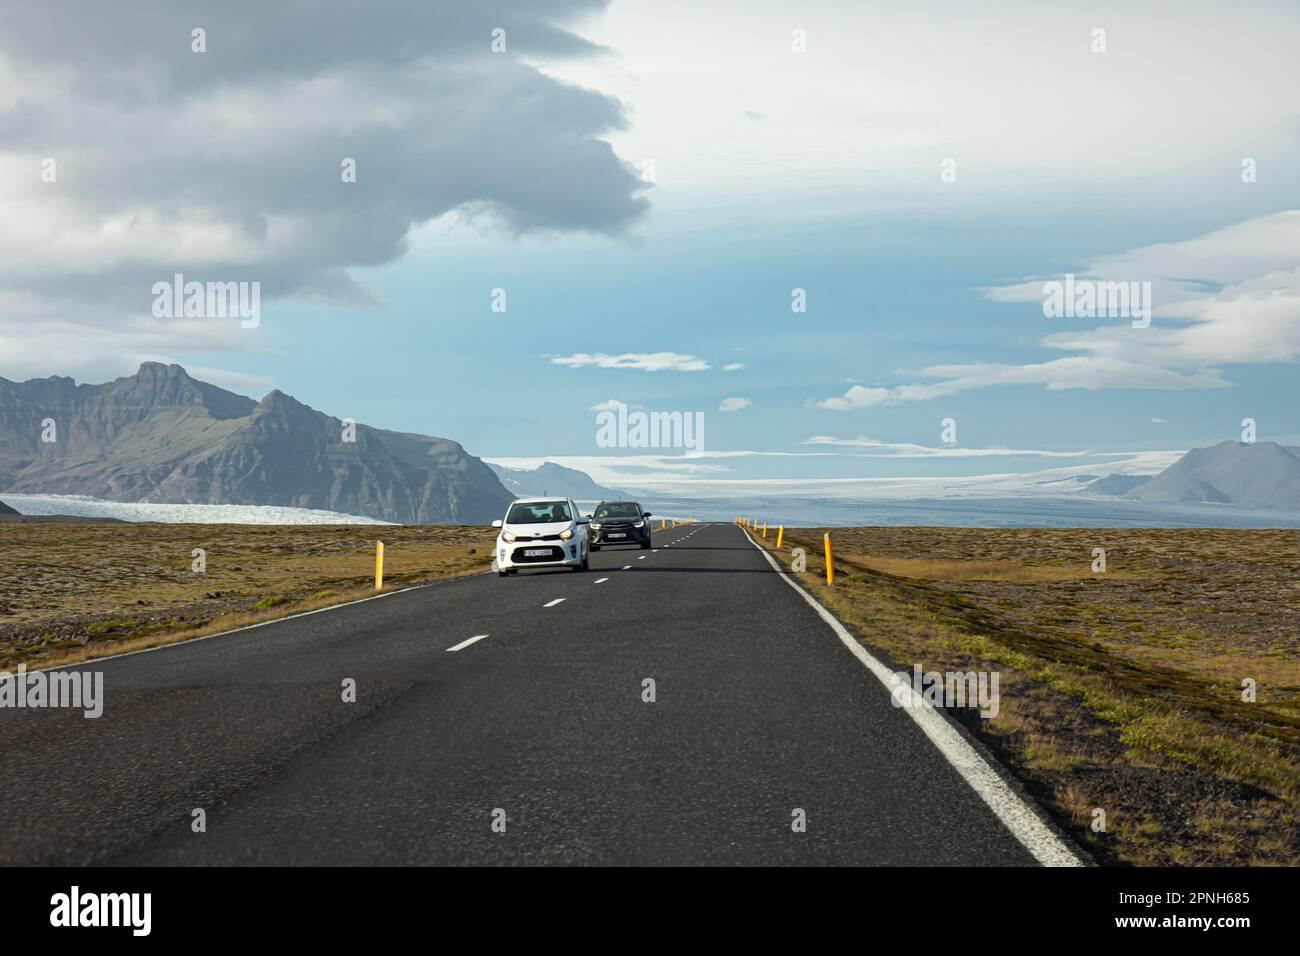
[814, 381, 962, 410]
[817, 212, 1300, 408]
[986, 210, 1300, 371]
[484, 453, 731, 484]
[550, 351, 711, 372]
[180, 365, 276, 397]
[801, 436, 1118, 459]
[0, 0, 648, 381]
[722, 362, 746, 371]
[718, 396, 751, 412]
[815, 360, 1227, 410]
[1150, 417, 1168, 424]
[482, 450, 1187, 498]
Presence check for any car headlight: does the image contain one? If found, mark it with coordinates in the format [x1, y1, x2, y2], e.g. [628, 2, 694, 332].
[590, 522, 602, 530]
[632, 520, 644, 528]
[559, 527, 574, 541]
[501, 530, 516, 543]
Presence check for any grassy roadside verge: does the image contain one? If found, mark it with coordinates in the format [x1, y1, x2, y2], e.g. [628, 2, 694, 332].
[0, 523, 496, 670]
[751, 524, 1300, 866]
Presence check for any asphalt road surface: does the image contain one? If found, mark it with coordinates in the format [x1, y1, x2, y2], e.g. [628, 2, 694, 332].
[1, 522, 1076, 866]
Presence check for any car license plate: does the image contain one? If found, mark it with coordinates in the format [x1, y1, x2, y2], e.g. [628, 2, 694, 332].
[608, 533, 626, 538]
[524, 548, 550, 557]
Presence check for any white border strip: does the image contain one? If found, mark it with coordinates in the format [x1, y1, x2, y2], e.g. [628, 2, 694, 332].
[741, 526, 1084, 867]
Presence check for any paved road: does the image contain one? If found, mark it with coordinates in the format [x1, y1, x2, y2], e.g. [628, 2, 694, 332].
[1, 522, 1063, 865]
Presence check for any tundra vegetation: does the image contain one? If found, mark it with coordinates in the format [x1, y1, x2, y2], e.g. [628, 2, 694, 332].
[0, 523, 497, 670]
[761, 525, 1300, 867]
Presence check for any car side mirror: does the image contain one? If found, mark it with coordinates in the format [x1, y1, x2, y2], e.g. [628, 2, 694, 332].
[491, 519, 503, 528]
[642, 512, 652, 518]
[576, 517, 589, 525]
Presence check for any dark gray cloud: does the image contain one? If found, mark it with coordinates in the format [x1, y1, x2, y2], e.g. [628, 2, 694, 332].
[0, 0, 648, 377]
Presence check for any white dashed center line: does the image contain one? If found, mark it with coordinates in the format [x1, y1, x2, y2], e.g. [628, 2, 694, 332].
[622, 565, 631, 570]
[594, 577, 609, 584]
[447, 634, 489, 652]
[543, 598, 566, 607]
[638, 555, 647, 560]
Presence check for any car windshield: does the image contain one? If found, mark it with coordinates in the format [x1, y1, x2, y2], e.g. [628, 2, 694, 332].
[594, 502, 641, 518]
[506, 501, 571, 524]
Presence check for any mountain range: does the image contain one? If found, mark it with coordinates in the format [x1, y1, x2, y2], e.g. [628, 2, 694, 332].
[1087, 441, 1300, 509]
[486, 461, 626, 500]
[0, 363, 515, 524]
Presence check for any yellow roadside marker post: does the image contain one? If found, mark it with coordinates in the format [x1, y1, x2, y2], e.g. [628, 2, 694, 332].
[762, 521, 767, 538]
[375, 541, 385, 591]
[776, 525, 784, 548]
[823, 533, 833, 585]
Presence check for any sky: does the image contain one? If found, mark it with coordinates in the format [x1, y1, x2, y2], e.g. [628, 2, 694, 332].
[3, 0, 1300, 495]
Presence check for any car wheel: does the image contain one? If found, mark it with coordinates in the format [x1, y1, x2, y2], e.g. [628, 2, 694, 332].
[641, 539, 651, 549]
[497, 570, 509, 577]
[591, 544, 601, 552]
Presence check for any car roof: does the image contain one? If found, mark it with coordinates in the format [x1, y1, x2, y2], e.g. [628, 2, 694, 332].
[511, 497, 571, 504]
[597, 500, 641, 506]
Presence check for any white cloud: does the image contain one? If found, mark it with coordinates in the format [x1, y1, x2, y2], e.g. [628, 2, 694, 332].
[814, 381, 961, 410]
[801, 436, 1118, 459]
[550, 351, 712, 372]
[722, 362, 745, 371]
[718, 396, 751, 412]
[181, 365, 276, 397]
[484, 450, 1187, 498]
[547, 2, 1300, 222]
[991, 211, 1300, 367]
[0, 1, 647, 381]
[818, 211, 1300, 408]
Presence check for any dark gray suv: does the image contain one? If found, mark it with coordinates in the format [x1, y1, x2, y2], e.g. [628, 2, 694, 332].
[588, 501, 652, 550]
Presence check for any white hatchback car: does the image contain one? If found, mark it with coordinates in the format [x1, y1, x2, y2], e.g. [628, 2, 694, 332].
[492, 497, 590, 576]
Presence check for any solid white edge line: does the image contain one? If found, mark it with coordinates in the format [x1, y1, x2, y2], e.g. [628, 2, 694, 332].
[447, 634, 489, 652]
[739, 526, 1085, 868]
[543, 598, 566, 607]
